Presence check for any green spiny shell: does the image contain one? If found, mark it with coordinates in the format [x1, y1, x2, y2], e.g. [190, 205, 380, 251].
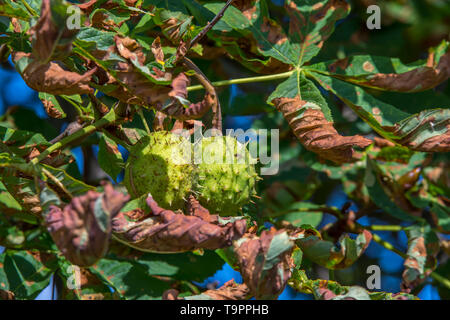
[195, 135, 258, 216]
[123, 131, 194, 210]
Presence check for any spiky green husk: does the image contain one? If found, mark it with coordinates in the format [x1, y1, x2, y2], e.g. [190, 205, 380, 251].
[123, 131, 194, 210]
[195, 135, 258, 216]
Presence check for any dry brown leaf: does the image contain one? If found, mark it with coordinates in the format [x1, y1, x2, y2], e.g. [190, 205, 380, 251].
[159, 72, 216, 120]
[152, 111, 169, 131]
[163, 280, 250, 300]
[400, 126, 450, 152]
[89, 36, 173, 107]
[0, 289, 15, 300]
[234, 228, 295, 300]
[373, 137, 396, 148]
[45, 184, 129, 267]
[78, 0, 138, 16]
[13, 52, 96, 95]
[198, 280, 250, 300]
[273, 96, 372, 163]
[151, 37, 164, 63]
[363, 51, 450, 92]
[111, 196, 247, 253]
[390, 110, 450, 152]
[29, 0, 77, 62]
[115, 36, 146, 65]
[41, 98, 65, 119]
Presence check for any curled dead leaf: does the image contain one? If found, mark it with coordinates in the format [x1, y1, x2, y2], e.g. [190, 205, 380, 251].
[29, 0, 77, 62]
[200, 281, 250, 300]
[115, 36, 146, 65]
[163, 280, 250, 300]
[62, 267, 118, 300]
[111, 196, 247, 253]
[78, 0, 138, 16]
[390, 109, 450, 152]
[153, 111, 169, 131]
[151, 37, 164, 64]
[373, 137, 396, 148]
[41, 98, 64, 119]
[45, 184, 129, 267]
[13, 52, 96, 95]
[162, 289, 180, 300]
[273, 96, 372, 163]
[158, 72, 216, 120]
[184, 280, 251, 300]
[0, 289, 15, 300]
[90, 36, 173, 107]
[233, 228, 295, 300]
[401, 228, 439, 292]
[361, 50, 449, 92]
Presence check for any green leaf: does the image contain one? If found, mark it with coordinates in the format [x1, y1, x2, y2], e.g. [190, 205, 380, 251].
[89, 8, 131, 29]
[74, 27, 124, 69]
[276, 202, 323, 228]
[0, 219, 25, 247]
[373, 89, 450, 116]
[0, 0, 31, 20]
[286, 0, 351, 66]
[0, 16, 9, 32]
[267, 71, 332, 121]
[57, 258, 119, 300]
[406, 179, 450, 233]
[433, 260, 450, 299]
[0, 125, 50, 157]
[0, 180, 23, 214]
[143, 0, 190, 14]
[98, 135, 124, 180]
[3, 108, 59, 141]
[204, 1, 295, 72]
[212, 1, 295, 64]
[0, 152, 37, 177]
[0, 250, 58, 299]
[90, 257, 171, 300]
[124, 250, 224, 282]
[41, 164, 96, 197]
[364, 157, 423, 222]
[145, 1, 195, 41]
[75, 26, 117, 52]
[308, 70, 409, 130]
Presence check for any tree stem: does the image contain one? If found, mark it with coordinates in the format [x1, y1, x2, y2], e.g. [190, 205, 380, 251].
[371, 232, 450, 290]
[138, 109, 151, 134]
[20, 0, 38, 17]
[430, 272, 450, 290]
[366, 225, 405, 232]
[186, 71, 295, 92]
[188, 0, 235, 49]
[371, 233, 407, 259]
[31, 109, 118, 165]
